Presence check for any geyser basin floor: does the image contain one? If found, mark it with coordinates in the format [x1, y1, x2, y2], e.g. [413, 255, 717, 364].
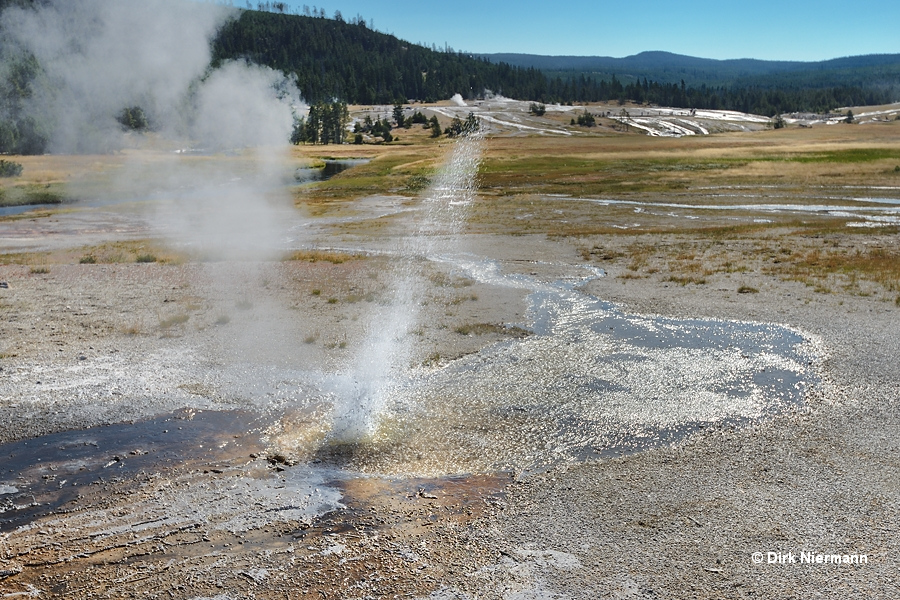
[0, 236, 830, 598]
[0, 409, 507, 598]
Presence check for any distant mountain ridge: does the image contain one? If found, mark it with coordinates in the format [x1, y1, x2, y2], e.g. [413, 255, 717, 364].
[477, 51, 900, 88]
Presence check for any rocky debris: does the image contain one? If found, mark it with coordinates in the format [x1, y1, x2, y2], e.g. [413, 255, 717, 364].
[0, 564, 23, 579]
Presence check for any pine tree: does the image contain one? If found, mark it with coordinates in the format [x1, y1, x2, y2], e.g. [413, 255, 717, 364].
[428, 115, 441, 138]
[392, 103, 405, 127]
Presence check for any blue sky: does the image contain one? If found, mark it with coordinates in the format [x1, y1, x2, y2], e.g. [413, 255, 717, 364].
[257, 1, 899, 61]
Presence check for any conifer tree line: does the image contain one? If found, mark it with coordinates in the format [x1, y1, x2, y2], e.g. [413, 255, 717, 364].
[0, 52, 45, 155]
[541, 74, 897, 117]
[291, 101, 349, 144]
[341, 105, 465, 145]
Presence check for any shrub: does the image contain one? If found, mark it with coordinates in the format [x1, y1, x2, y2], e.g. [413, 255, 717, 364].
[117, 106, 149, 131]
[422, 352, 442, 367]
[0, 160, 23, 178]
[79, 254, 97, 264]
[576, 111, 595, 127]
[23, 186, 63, 204]
[159, 314, 189, 329]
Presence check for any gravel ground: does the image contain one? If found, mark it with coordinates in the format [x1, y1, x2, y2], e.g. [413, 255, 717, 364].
[432, 237, 900, 599]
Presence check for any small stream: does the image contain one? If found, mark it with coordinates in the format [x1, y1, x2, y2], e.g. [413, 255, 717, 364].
[293, 159, 369, 184]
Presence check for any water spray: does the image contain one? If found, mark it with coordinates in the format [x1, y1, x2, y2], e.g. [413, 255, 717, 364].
[329, 127, 485, 442]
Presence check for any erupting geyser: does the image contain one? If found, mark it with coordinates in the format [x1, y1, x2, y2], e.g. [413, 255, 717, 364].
[328, 128, 485, 442]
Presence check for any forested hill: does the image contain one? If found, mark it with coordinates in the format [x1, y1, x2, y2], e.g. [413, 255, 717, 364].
[478, 51, 900, 91]
[211, 10, 547, 104]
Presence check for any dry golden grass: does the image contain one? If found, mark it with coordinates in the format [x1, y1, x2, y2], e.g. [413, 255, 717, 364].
[0, 239, 183, 266]
[3, 107, 898, 308]
[80, 240, 184, 264]
[0, 154, 129, 188]
[1, 146, 310, 209]
[767, 246, 900, 292]
[285, 249, 366, 264]
[158, 313, 189, 330]
[479, 120, 900, 198]
[587, 228, 900, 296]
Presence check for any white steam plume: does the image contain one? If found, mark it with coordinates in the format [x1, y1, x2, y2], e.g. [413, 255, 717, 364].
[1, 0, 306, 260]
[1, 0, 228, 152]
[449, 93, 467, 107]
[191, 61, 301, 152]
[0, 0, 304, 154]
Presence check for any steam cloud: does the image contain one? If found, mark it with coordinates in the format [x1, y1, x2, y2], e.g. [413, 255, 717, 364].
[449, 93, 467, 107]
[1, 0, 306, 260]
[191, 61, 299, 151]
[0, 0, 302, 154]
[1, 0, 315, 397]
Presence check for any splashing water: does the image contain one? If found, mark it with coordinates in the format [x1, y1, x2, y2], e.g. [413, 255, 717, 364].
[329, 131, 484, 441]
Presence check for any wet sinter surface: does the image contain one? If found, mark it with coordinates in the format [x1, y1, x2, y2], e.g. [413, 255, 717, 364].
[339, 253, 819, 476]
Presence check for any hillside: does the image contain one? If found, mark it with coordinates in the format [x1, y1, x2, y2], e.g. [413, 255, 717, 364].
[212, 11, 547, 104]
